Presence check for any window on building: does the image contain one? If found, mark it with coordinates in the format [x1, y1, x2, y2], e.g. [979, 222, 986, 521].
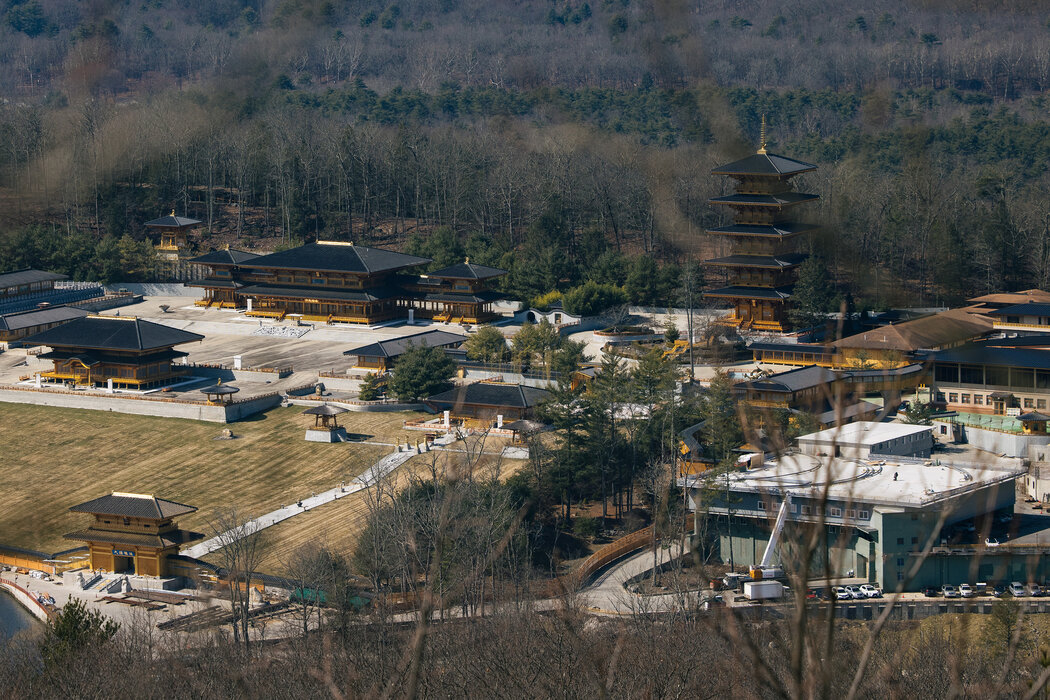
[897, 537, 905, 545]
[801, 505, 812, 515]
[960, 364, 984, 384]
[897, 571, 904, 581]
[859, 511, 870, 519]
[123, 517, 130, 526]
[974, 395, 984, 405]
[948, 393, 958, 403]
[846, 509, 857, 519]
[936, 392, 946, 402]
[829, 507, 842, 517]
[757, 502, 766, 511]
[1040, 400, 1047, 410]
[961, 394, 970, 404]
[1026, 398, 1035, 408]
[311, 278, 325, 285]
[897, 558, 905, 567]
[911, 537, 918, 544]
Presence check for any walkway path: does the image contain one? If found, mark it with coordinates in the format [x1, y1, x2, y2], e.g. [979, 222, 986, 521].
[180, 436, 455, 558]
[577, 542, 696, 614]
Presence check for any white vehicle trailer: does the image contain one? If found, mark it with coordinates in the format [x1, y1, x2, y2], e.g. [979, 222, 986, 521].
[743, 580, 784, 601]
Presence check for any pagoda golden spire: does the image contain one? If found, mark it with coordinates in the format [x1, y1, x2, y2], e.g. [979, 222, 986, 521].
[757, 114, 767, 155]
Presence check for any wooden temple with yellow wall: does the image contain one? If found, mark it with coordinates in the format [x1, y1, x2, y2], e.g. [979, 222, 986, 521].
[188, 242, 508, 325]
[703, 120, 818, 332]
[64, 493, 204, 577]
[22, 315, 203, 389]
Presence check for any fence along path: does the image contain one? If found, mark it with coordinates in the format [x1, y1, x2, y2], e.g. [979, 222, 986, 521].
[181, 435, 456, 559]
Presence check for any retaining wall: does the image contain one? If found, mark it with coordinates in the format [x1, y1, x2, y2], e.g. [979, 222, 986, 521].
[188, 365, 295, 382]
[0, 388, 281, 423]
[937, 421, 1050, 457]
[0, 580, 52, 622]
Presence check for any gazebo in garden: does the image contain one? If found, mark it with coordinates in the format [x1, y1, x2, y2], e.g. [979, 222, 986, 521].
[199, 380, 239, 405]
[303, 403, 349, 442]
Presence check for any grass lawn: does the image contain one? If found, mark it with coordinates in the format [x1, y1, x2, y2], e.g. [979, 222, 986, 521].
[0, 403, 425, 553]
[251, 440, 529, 575]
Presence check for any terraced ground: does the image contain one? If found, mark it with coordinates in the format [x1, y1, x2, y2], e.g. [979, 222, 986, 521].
[0, 403, 424, 553]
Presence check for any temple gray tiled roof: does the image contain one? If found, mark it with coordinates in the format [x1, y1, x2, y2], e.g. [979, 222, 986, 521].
[711, 152, 818, 176]
[345, 330, 468, 359]
[22, 316, 204, 351]
[69, 493, 198, 519]
[0, 268, 68, 289]
[188, 248, 261, 266]
[427, 383, 550, 409]
[240, 242, 430, 274]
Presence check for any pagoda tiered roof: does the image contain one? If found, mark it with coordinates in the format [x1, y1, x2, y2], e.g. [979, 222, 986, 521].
[711, 152, 817, 176]
[703, 253, 806, 269]
[705, 222, 817, 238]
[709, 192, 819, 208]
[704, 285, 794, 301]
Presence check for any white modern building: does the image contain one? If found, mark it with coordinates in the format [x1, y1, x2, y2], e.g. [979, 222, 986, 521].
[796, 421, 935, 460]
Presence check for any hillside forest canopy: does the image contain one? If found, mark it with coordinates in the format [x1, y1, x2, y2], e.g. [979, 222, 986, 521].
[3, 1, 1050, 308]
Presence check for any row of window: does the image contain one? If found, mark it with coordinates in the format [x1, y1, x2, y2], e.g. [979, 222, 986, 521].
[935, 363, 1050, 389]
[756, 501, 870, 520]
[939, 392, 1047, 409]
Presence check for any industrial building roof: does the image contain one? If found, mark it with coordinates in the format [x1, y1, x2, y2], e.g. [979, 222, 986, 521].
[797, 421, 933, 446]
[22, 316, 204, 351]
[239, 241, 430, 275]
[0, 268, 68, 289]
[70, 492, 197, 519]
[685, 451, 1024, 509]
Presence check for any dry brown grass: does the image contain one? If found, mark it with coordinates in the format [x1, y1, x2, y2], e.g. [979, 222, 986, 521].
[254, 438, 529, 575]
[0, 403, 426, 552]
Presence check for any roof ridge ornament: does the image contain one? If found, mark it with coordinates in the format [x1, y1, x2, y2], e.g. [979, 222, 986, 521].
[757, 114, 768, 155]
[170, 209, 176, 217]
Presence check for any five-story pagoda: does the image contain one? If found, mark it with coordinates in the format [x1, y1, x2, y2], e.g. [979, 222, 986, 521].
[704, 124, 818, 332]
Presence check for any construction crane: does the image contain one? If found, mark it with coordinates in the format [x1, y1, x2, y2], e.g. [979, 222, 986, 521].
[750, 493, 791, 580]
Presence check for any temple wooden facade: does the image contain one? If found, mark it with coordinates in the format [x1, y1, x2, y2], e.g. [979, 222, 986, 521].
[189, 243, 507, 325]
[704, 126, 818, 332]
[148, 212, 204, 281]
[22, 315, 203, 389]
[406, 261, 507, 323]
[64, 493, 203, 577]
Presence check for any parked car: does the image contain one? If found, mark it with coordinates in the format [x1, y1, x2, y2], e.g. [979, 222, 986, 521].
[806, 589, 823, 600]
[833, 586, 854, 600]
[942, 584, 961, 598]
[1028, 583, 1045, 597]
[985, 537, 1000, 547]
[859, 584, 883, 598]
[959, 583, 975, 598]
[923, 586, 939, 597]
[844, 585, 864, 599]
[993, 584, 1007, 597]
[1009, 582, 1027, 597]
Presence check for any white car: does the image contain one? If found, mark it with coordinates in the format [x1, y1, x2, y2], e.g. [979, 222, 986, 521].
[859, 584, 883, 598]
[833, 586, 854, 600]
[1009, 581, 1026, 597]
[985, 537, 1000, 547]
[959, 584, 975, 598]
[942, 584, 960, 598]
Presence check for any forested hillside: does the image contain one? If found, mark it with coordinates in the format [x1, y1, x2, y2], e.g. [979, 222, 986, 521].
[2, 0, 1050, 306]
